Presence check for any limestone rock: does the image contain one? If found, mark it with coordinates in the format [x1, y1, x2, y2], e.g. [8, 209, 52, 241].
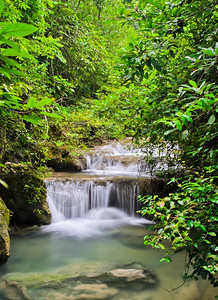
[0, 262, 159, 299]
[0, 197, 10, 264]
[0, 163, 51, 226]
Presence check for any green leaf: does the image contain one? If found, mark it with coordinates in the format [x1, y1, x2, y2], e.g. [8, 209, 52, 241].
[22, 115, 42, 124]
[0, 0, 4, 16]
[0, 67, 10, 78]
[40, 111, 63, 119]
[26, 97, 37, 109]
[182, 114, 193, 124]
[160, 257, 171, 263]
[208, 232, 216, 237]
[0, 179, 8, 189]
[208, 114, 215, 125]
[158, 243, 166, 250]
[164, 128, 177, 135]
[1, 23, 38, 37]
[151, 58, 162, 72]
[1, 48, 35, 59]
[202, 47, 215, 56]
[0, 38, 20, 52]
[173, 119, 182, 131]
[0, 67, 23, 76]
[34, 98, 54, 109]
[0, 54, 23, 69]
[189, 80, 197, 88]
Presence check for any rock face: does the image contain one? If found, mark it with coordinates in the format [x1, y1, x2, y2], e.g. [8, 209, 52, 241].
[47, 157, 84, 172]
[0, 197, 10, 264]
[0, 262, 159, 300]
[0, 163, 51, 226]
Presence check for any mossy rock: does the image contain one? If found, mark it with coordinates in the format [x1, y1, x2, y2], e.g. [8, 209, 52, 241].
[0, 262, 159, 299]
[46, 144, 86, 172]
[0, 163, 51, 226]
[0, 197, 10, 264]
[47, 157, 83, 172]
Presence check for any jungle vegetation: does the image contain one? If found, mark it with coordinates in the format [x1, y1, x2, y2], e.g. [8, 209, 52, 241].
[0, 0, 217, 287]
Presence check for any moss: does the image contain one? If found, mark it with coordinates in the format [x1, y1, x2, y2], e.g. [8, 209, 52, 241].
[0, 163, 51, 226]
[0, 197, 10, 264]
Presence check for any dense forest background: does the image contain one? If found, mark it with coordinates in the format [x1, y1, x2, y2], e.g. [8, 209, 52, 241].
[0, 0, 217, 287]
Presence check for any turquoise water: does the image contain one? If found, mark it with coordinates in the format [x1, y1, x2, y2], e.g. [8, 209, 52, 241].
[0, 225, 216, 300]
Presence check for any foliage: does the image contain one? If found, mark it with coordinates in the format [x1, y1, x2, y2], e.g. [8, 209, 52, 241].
[0, 0, 63, 124]
[0, 0, 217, 288]
[139, 170, 218, 286]
[91, 0, 218, 286]
[0, 0, 125, 167]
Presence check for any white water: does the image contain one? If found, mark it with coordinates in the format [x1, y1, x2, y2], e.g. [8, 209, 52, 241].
[43, 140, 181, 238]
[44, 179, 151, 237]
[43, 141, 156, 237]
[83, 141, 177, 177]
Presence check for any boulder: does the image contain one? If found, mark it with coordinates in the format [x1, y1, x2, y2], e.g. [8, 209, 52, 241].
[0, 163, 51, 226]
[0, 197, 10, 264]
[0, 262, 159, 299]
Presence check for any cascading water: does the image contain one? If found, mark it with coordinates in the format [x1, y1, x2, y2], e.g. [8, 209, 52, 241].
[84, 141, 146, 175]
[83, 140, 178, 176]
[44, 179, 149, 237]
[43, 141, 154, 237]
[46, 181, 113, 221]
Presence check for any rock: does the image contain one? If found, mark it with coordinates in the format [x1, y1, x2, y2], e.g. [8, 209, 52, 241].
[72, 284, 118, 299]
[46, 145, 86, 172]
[0, 262, 159, 299]
[0, 197, 10, 264]
[0, 281, 30, 300]
[47, 157, 84, 172]
[109, 268, 148, 280]
[0, 163, 51, 226]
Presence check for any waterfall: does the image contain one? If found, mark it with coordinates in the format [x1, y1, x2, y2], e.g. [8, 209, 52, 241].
[84, 142, 146, 174]
[43, 141, 155, 237]
[45, 180, 141, 222]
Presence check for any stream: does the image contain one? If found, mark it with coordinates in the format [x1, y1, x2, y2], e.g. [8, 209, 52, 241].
[0, 141, 216, 299]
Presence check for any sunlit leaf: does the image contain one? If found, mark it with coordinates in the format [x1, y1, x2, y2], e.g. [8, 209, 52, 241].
[189, 80, 197, 88]
[182, 115, 193, 124]
[0, 0, 4, 16]
[1, 48, 35, 60]
[0, 54, 23, 69]
[0, 67, 10, 78]
[0, 38, 20, 52]
[26, 97, 37, 109]
[173, 120, 182, 131]
[41, 111, 63, 119]
[34, 98, 54, 109]
[1, 23, 38, 37]
[22, 115, 42, 124]
[202, 47, 215, 56]
[208, 114, 215, 125]
[0, 179, 8, 189]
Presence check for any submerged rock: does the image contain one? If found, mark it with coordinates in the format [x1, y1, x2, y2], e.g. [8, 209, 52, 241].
[0, 197, 10, 264]
[0, 163, 51, 226]
[0, 262, 159, 300]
